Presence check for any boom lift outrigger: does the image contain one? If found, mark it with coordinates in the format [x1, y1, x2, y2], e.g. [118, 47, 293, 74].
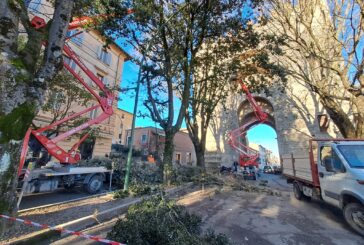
[227, 79, 268, 169]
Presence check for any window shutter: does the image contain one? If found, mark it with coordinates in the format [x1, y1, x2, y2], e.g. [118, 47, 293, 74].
[106, 52, 112, 66]
[76, 32, 84, 46]
[97, 46, 102, 60]
[70, 60, 77, 70]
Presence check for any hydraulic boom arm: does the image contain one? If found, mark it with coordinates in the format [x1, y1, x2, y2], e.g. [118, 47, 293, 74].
[227, 79, 268, 167]
[19, 13, 131, 175]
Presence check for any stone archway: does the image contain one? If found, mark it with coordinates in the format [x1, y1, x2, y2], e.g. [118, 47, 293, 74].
[236, 96, 279, 167]
[237, 96, 276, 136]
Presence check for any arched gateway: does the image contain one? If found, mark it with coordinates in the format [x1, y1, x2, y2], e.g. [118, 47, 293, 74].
[204, 83, 343, 170]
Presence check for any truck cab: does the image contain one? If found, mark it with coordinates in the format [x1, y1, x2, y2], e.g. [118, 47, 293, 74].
[317, 141, 364, 209]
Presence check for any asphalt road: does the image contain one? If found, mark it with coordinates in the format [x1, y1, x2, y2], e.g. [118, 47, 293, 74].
[19, 184, 112, 210]
[186, 173, 363, 245]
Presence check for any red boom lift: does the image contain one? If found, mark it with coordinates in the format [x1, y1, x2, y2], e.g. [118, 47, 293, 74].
[17, 14, 128, 194]
[227, 79, 268, 171]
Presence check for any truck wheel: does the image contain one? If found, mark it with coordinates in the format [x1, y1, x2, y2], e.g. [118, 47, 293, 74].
[293, 183, 303, 200]
[343, 203, 364, 236]
[84, 174, 103, 194]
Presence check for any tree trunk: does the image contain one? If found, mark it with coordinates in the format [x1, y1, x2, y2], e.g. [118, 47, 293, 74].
[353, 97, 364, 138]
[0, 141, 21, 234]
[0, 2, 34, 230]
[194, 143, 205, 169]
[0, 0, 74, 234]
[162, 130, 174, 185]
[319, 95, 357, 138]
[187, 122, 207, 170]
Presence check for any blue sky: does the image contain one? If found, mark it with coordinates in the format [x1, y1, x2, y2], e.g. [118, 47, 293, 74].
[247, 124, 279, 157]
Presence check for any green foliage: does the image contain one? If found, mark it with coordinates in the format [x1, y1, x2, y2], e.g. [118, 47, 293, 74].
[10, 58, 26, 69]
[113, 189, 129, 199]
[203, 229, 231, 245]
[78, 156, 113, 169]
[0, 102, 35, 143]
[128, 183, 152, 196]
[171, 165, 203, 184]
[107, 196, 230, 245]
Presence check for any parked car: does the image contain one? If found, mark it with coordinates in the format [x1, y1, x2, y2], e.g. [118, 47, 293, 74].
[263, 165, 273, 173]
[272, 165, 282, 174]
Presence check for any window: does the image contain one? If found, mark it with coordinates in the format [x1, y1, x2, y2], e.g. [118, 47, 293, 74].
[175, 153, 181, 164]
[186, 152, 192, 165]
[90, 108, 98, 119]
[28, 0, 41, 12]
[97, 73, 104, 83]
[98, 48, 112, 66]
[332, 150, 345, 172]
[141, 134, 148, 144]
[25, 0, 33, 8]
[103, 77, 110, 87]
[320, 146, 332, 166]
[127, 136, 132, 146]
[64, 56, 77, 71]
[66, 30, 84, 46]
[143, 148, 148, 156]
[97, 73, 110, 87]
[338, 145, 364, 168]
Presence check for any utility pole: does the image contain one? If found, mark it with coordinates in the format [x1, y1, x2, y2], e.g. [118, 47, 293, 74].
[123, 66, 143, 191]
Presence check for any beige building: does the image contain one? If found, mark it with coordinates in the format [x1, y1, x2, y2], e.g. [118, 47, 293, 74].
[125, 127, 196, 165]
[113, 109, 133, 146]
[28, 1, 131, 159]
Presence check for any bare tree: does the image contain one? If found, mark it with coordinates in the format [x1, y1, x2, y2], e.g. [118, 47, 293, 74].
[265, 0, 364, 138]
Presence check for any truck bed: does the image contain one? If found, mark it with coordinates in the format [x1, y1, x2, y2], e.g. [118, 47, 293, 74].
[281, 153, 314, 184]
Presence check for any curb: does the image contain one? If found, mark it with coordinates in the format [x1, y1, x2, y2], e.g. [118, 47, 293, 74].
[7, 183, 194, 245]
[18, 191, 113, 213]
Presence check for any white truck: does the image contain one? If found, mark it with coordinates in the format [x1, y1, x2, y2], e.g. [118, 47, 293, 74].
[282, 139, 364, 236]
